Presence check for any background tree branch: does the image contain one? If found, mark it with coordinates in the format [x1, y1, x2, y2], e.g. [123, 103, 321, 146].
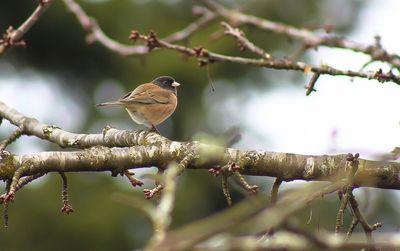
[0, 0, 54, 55]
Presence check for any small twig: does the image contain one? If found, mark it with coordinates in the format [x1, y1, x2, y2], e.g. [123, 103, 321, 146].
[2, 165, 33, 203]
[307, 205, 313, 225]
[349, 192, 383, 249]
[0, 174, 46, 205]
[0, 173, 44, 227]
[144, 151, 198, 200]
[305, 73, 320, 96]
[233, 171, 259, 195]
[123, 170, 144, 187]
[287, 43, 310, 61]
[143, 184, 164, 200]
[0, 126, 24, 152]
[221, 22, 271, 59]
[146, 153, 198, 249]
[59, 172, 74, 214]
[0, 0, 54, 55]
[335, 186, 351, 233]
[163, 6, 216, 43]
[346, 217, 359, 240]
[222, 175, 232, 206]
[270, 178, 282, 204]
[335, 153, 360, 234]
[3, 179, 11, 227]
[265, 178, 283, 236]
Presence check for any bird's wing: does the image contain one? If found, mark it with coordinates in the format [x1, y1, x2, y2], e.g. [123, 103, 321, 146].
[119, 83, 170, 104]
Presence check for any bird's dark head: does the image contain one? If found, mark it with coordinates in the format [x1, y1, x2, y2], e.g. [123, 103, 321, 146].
[152, 76, 180, 95]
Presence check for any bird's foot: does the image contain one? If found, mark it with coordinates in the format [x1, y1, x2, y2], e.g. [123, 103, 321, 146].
[148, 125, 161, 134]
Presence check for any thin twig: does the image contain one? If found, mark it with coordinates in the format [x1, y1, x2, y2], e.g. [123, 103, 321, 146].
[335, 153, 360, 234]
[346, 217, 359, 240]
[146, 153, 197, 249]
[59, 172, 74, 214]
[1, 174, 44, 226]
[221, 22, 271, 59]
[270, 178, 282, 204]
[123, 170, 144, 187]
[0, 0, 54, 55]
[233, 171, 259, 195]
[222, 175, 232, 206]
[349, 192, 382, 248]
[305, 73, 320, 96]
[0, 126, 24, 152]
[335, 186, 351, 233]
[2, 179, 11, 227]
[163, 6, 216, 43]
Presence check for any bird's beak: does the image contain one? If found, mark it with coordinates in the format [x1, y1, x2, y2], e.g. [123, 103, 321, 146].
[171, 81, 180, 87]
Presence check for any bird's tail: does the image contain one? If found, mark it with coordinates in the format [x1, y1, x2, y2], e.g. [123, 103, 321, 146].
[96, 101, 122, 107]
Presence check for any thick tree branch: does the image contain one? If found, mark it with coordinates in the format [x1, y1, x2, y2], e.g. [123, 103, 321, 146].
[0, 101, 399, 192]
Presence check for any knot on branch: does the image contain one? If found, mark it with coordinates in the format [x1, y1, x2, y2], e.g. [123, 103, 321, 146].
[42, 125, 60, 138]
[129, 30, 140, 41]
[222, 161, 241, 174]
[374, 69, 397, 83]
[208, 166, 221, 176]
[39, 0, 50, 6]
[146, 31, 159, 51]
[143, 184, 164, 199]
[128, 30, 160, 51]
[346, 152, 359, 162]
[194, 47, 205, 57]
[0, 26, 26, 49]
[61, 204, 74, 214]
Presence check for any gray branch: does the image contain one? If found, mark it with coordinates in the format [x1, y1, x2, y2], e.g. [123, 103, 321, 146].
[0, 101, 399, 190]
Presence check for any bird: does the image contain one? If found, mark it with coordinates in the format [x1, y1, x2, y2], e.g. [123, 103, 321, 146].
[96, 76, 180, 133]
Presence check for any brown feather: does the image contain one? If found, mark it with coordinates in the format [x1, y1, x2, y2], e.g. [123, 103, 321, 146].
[97, 81, 178, 127]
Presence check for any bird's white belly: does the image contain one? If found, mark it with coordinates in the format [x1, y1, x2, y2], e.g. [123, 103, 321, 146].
[126, 109, 151, 127]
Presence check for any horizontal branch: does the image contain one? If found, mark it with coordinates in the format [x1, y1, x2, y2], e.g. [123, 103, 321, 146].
[0, 142, 399, 189]
[129, 30, 400, 84]
[0, 100, 399, 190]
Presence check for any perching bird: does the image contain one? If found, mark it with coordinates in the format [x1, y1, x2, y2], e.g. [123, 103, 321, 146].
[96, 76, 180, 133]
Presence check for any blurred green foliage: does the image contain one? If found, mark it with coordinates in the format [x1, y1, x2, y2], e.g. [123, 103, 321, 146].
[3, 1, 396, 251]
